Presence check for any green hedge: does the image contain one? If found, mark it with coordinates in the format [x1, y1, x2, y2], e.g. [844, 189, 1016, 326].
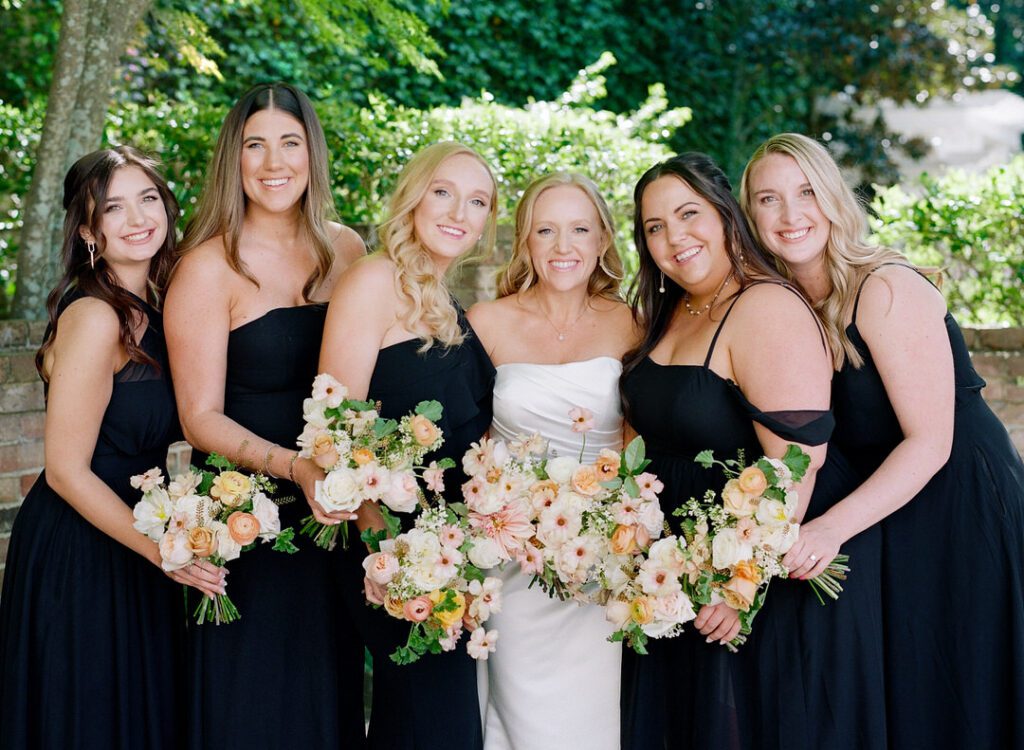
[871, 156, 1024, 326]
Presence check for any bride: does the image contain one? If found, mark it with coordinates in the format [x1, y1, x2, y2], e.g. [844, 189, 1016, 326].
[468, 172, 637, 749]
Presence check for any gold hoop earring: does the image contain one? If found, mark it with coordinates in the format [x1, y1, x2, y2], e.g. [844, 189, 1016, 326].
[87, 240, 96, 269]
[658, 271, 665, 294]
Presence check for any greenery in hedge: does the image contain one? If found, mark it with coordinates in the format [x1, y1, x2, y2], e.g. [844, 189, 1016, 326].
[871, 156, 1024, 325]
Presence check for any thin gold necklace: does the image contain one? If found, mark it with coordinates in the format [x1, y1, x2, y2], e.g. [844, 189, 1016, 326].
[538, 301, 589, 341]
[684, 272, 733, 317]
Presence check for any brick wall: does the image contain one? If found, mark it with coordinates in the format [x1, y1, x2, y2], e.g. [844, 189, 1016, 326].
[2, 255, 1021, 583]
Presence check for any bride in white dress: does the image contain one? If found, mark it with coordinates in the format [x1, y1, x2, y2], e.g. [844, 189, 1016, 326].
[468, 172, 638, 750]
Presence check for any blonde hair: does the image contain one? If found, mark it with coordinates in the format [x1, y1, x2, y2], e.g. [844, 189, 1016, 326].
[496, 172, 624, 299]
[740, 133, 906, 368]
[180, 83, 337, 301]
[377, 141, 498, 352]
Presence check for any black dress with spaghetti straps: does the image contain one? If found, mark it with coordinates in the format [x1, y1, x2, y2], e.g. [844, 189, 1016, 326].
[832, 264, 1024, 749]
[186, 304, 367, 749]
[0, 291, 185, 749]
[620, 282, 886, 750]
[335, 304, 495, 750]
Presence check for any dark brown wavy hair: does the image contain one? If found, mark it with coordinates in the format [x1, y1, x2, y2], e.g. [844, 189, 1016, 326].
[621, 153, 783, 410]
[35, 146, 179, 378]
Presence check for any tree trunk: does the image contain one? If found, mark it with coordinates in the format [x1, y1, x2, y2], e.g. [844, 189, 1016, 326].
[12, 0, 154, 319]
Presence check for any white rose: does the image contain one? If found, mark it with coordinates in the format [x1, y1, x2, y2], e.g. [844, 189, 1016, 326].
[643, 591, 697, 636]
[407, 555, 449, 592]
[317, 467, 362, 513]
[606, 599, 632, 629]
[545, 456, 580, 484]
[251, 492, 281, 539]
[302, 397, 330, 429]
[762, 521, 799, 554]
[647, 536, 687, 576]
[211, 520, 242, 562]
[382, 471, 420, 514]
[468, 537, 503, 570]
[711, 527, 753, 570]
[637, 500, 666, 537]
[158, 530, 193, 571]
[756, 498, 788, 526]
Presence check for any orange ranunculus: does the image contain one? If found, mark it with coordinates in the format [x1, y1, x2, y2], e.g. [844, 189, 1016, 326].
[738, 466, 768, 496]
[351, 447, 375, 466]
[410, 415, 440, 447]
[226, 511, 261, 546]
[630, 596, 654, 625]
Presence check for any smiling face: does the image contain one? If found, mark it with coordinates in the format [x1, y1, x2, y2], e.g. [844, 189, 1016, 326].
[640, 175, 732, 296]
[746, 153, 831, 273]
[527, 184, 605, 294]
[239, 108, 310, 216]
[86, 165, 168, 271]
[412, 153, 494, 271]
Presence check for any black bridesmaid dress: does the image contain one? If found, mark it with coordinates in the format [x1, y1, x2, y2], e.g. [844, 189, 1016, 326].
[832, 264, 1024, 750]
[336, 306, 495, 750]
[619, 283, 887, 750]
[0, 293, 184, 749]
[186, 304, 366, 749]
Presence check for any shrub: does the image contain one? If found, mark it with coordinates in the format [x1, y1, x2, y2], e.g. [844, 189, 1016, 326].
[871, 156, 1024, 326]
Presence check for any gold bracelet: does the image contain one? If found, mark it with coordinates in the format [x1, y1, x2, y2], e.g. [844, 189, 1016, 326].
[262, 444, 276, 477]
[288, 451, 300, 484]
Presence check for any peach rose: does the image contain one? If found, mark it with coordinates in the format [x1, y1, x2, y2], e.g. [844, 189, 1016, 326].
[384, 594, 406, 619]
[609, 524, 639, 555]
[186, 526, 217, 558]
[404, 595, 434, 623]
[722, 479, 758, 518]
[351, 447, 374, 466]
[721, 575, 760, 612]
[311, 433, 340, 469]
[738, 466, 768, 496]
[732, 558, 763, 585]
[634, 522, 652, 550]
[630, 596, 654, 625]
[571, 465, 602, 497]
[594, 449, 621, 482]
[226, 511, 261, 546]
[410, 415, 440, 447]
[429, 589, 467, 630]
[210, 471, 251, 508]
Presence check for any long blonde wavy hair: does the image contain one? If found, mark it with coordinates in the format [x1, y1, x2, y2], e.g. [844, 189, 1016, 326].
[496, 171, 624, 300]
[377, 141, 498, 352]
[179, 83, 337, 300]
[740, 133, 907, 368]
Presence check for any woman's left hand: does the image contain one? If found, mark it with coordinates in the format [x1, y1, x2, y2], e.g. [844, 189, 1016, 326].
[783, 517, 842, 580]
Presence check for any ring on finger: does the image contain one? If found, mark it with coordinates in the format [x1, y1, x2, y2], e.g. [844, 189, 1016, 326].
[809, 554, 818, 562]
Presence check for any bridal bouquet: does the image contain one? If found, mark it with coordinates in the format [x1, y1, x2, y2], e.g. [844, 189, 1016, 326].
[607, 445, 849, 653]
[362, 505, 502, 665]
[458, 408, 667, 602]
[131, 455, 298, 624]
[297, 373, 450, 550]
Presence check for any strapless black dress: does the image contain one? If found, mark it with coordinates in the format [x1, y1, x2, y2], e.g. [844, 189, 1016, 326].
[0, 293, 185, 749]
[336, 307, 495, 750]
[186, 304, 366, 749]
[620, 283, 886, 750]
[832, 265, 1024, 749]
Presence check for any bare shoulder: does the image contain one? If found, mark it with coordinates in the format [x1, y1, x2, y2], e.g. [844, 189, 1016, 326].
[467, 295, 517, 327]
[329, 222, 367, 268]
[50, 297, 121, 362]
[329, 253, 399, 308]
[170, 236, 232, 290]
[858, 264, 945, 327]
[730, 282, 816, 330]
[592, 296, 638, 349]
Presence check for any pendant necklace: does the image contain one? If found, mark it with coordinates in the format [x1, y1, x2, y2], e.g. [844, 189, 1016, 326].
[539, 302, 589, 341]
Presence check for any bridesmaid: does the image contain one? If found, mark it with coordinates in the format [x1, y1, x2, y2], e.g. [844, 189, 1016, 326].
[468, 172, 636, 749]
[618, 153, 840, 750]
[165, 83, 367, 748]
[741, 132, 1024, 749]
[320, 141, 497, 750]
[0, 146, 221, 748]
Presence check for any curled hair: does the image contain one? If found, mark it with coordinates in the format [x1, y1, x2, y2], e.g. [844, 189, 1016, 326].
[36, 146, 179, 378]
[496, 171, 624, 300]
[739, 133, 907, 368]
[376, 141, 498, 352]
[622, 153, 783, 398]
[180, 82, 338, 300]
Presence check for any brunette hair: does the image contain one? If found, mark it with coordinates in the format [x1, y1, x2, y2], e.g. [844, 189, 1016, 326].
[496, 171, 623, 299]
[36, 145, 179, 377]
[180, 82, 337, 300]
[621, 152, 782, 390]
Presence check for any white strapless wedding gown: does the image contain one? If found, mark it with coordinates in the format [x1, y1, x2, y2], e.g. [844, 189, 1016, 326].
[479, 356, 623, 750]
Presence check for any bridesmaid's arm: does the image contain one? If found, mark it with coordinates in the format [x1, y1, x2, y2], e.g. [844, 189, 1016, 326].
[44, 299, 223, 597]
[785, 266, 953, 579]
[319, 256, 400, 534]
[164, 246, 347, 523]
